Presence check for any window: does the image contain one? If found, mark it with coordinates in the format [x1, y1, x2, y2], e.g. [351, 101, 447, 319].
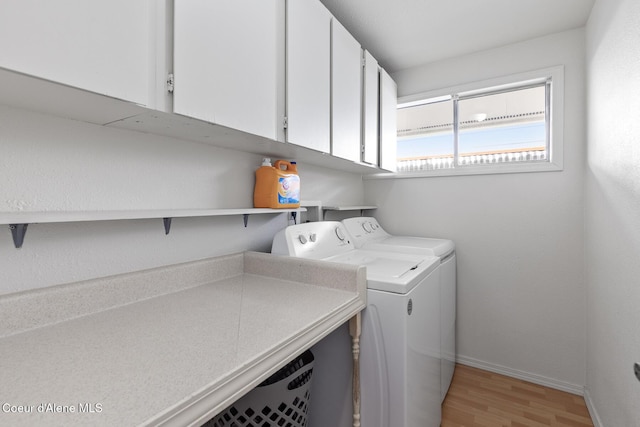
[395, 67, 563, 176]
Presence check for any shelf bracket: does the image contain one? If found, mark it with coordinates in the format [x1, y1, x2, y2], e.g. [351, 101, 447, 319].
[243, 214, 249, 228]
[9, 224, 28, 249]
[163, 218, 172, 235]
[291, 212, 297, 224]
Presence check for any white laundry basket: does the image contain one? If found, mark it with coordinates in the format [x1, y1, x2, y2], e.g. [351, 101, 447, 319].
[204, 350, 314, 427]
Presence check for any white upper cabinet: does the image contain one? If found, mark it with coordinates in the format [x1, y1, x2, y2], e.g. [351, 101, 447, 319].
[0, 0, 391, 174]
[0, 0, 155, 107]
[379, 68, 398, 172]
[362, 50, 380, 166]
[173, 0, 284, 141]
[286, 0, 332, 153]
[331, 20, 362, 163]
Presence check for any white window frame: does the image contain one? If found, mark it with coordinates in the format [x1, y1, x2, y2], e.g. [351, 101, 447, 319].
[372, 66, 564, 179]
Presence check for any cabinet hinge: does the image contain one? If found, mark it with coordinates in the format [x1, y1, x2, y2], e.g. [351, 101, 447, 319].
[283, 117, 288, 129]
[167, 73, 175, 93]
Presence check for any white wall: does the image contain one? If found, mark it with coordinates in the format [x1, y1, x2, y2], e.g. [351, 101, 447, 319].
[0, 105, 365, 296]
[585, 0, 640, 425]
[364, 29, 587, 391]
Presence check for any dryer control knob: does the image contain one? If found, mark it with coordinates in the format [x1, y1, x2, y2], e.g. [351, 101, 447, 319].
[309, 233, 317, 242]
[363, 222, 373, 233]
[335, 227, 346, 241]
[298, 234, 308, 244]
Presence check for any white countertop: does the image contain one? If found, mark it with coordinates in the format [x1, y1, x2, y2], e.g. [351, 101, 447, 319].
[0, 252, 366, 427]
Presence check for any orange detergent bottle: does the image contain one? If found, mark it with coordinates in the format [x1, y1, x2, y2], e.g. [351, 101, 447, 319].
[253, 159, 301, 208]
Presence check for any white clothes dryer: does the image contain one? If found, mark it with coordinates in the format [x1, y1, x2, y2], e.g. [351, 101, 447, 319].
[342, 216, 457, 401]
[272, 221, 442, 427]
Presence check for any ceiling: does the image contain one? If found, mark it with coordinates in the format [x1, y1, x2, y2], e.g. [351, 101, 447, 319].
[319, 0, 596, 73]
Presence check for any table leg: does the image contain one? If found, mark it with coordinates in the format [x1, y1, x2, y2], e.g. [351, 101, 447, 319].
[349, 312, 362, 427]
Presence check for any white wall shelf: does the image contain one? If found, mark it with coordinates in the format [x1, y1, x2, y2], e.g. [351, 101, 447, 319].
[300, 200, 323, 222]
[1, 208, 306, 249]
[322, 205, 378, 211]
[321, 205, 377, 220]
[299, 203, 377, 221]
[322, 205, 377, 211]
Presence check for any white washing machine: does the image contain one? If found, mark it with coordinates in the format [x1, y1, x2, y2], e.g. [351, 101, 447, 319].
[272, 221, 442, 427]
[342, 216, 456, 401]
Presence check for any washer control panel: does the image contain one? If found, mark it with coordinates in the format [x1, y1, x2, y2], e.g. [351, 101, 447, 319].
[342, 217, 390, 246]
[272, 221, 353, 259]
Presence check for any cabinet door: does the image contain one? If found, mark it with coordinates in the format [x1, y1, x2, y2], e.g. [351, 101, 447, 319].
[286, 0, 332, 153]
[0, 0, 153, 106]
[379, 69, 398, 172]
[173, 0, 283, 141]
[362, 50, 379, 165]
[331, 20, 362, 163]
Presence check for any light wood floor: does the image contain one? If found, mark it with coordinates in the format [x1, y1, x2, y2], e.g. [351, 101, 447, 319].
[441, 364, 594, 427]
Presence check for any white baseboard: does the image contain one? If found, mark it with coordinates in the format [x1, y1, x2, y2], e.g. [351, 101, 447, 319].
[583, 388, 604, 427]
[456, 355, 585, 396]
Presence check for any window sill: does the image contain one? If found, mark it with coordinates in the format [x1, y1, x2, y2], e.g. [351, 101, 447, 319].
[364, 161, 563, 180]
